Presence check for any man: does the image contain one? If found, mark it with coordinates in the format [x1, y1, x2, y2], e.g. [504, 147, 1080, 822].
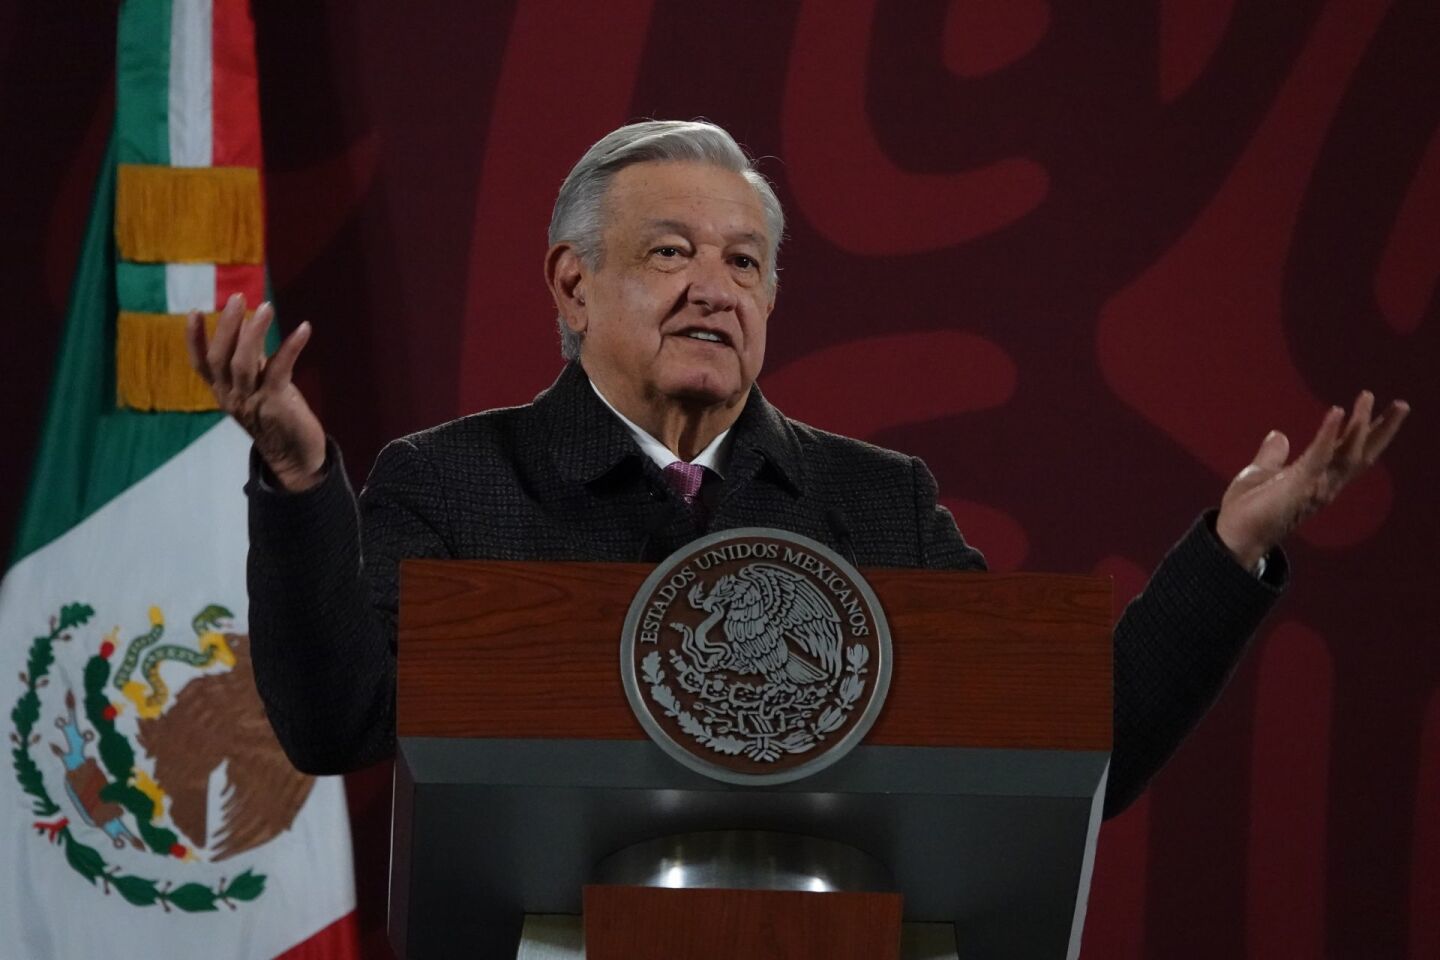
[187, 120, 1407, 818]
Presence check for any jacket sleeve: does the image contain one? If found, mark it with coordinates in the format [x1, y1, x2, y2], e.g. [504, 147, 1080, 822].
[1105, 510, 1286, 817]
[246, 436, 452, 774]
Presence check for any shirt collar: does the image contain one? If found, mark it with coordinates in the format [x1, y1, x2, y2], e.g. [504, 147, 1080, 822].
[588, 380, 732, 478]
[535, 362, 804, 494]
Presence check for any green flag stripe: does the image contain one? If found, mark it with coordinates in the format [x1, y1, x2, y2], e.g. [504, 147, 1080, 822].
[116, 262, 167, 315]
[116, 0, 172, 167]
[116, 0, 174, 315]
[11, 133, 221, 565]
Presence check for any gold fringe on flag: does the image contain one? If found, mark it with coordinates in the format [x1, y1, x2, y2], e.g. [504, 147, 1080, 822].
[115, 164, 264, 264]
[116, 310, 251, 411]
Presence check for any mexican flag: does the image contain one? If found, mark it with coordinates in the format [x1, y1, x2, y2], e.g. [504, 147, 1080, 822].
[1, 1, 358, 957]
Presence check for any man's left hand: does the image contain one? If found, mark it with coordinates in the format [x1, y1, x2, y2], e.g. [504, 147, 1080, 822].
[1215, 391, 1410, 571]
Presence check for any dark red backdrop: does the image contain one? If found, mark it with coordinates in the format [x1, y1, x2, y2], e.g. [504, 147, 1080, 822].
[4, 2, 1436, 957]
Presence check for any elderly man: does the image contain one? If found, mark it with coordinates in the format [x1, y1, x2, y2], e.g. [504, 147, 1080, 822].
[188, 120, 1406, 818]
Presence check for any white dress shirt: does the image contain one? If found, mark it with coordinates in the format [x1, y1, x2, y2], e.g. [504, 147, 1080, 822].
[589, 380, 733, 477]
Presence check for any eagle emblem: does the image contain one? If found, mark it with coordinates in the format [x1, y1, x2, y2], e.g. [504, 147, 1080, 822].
[674, 564, 843, 687]
[9, 601, 313, 910]
[623, 529, 892, 784]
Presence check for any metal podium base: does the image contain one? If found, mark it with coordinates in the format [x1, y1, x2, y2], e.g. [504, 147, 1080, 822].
[392, 738, 1108, 959]
[592, 829, 895, 893]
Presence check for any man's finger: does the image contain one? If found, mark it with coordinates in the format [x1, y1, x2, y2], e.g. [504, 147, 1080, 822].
[263, 319, 312, 388]
[184, 311, 213, 384]
[1333, 390, 1374, 473]
[1252, 430, 1290, 472]
[1361, 399, 1410, 465]
[230, 302, 271, 395]
[1294, 405, 1345, 476]
[206, 293, 248, 389]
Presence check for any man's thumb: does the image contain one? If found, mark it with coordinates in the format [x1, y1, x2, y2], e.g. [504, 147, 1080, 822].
[1253, 429, 1290, 471]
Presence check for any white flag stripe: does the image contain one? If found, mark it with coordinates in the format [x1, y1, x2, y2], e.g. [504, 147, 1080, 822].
[166, 262, 217, 314]
[168, 0, 213, 169]
[1, 419, 355, 960]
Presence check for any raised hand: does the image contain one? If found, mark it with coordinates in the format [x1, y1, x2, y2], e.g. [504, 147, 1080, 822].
[186, 293, 327, 492]
[1215, 391, 1410, 569]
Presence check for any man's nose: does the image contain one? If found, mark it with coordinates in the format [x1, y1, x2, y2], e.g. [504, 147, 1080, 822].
[687, 254, 739, 314]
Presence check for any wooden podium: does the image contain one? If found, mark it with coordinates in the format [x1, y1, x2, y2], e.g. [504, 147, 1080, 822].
[391, 559, 1111, 959]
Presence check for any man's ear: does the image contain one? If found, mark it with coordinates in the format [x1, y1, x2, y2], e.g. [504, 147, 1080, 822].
[545, 243, 588, 336]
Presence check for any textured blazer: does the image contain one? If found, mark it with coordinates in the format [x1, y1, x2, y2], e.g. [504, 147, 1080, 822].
[247, 361, 1285, 817]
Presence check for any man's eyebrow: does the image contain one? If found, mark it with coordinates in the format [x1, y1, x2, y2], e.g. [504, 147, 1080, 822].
[639, 220, 767, 249]
[640, 219, 691, 236]
[727, 230, 766, 248]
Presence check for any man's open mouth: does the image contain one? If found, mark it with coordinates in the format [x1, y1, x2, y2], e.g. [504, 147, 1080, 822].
[674, 327, 731, 346]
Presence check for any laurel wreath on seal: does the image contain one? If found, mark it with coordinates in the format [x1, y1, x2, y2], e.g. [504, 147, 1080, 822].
[9, 604, 264, 911]
[642, 642, 870, 763]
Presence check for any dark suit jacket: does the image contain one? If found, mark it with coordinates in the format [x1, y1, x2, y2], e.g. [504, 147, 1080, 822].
[247, 361, 1285, 817]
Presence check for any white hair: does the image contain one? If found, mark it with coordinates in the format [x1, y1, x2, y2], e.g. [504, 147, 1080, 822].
[548, 119, 785, 360]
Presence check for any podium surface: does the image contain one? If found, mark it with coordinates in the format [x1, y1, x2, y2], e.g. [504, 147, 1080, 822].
[393, 559, 1111, 959]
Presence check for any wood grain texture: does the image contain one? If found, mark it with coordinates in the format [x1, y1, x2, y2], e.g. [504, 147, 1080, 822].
[398, 560, 1112, 750]
[582, 885, 903, 960]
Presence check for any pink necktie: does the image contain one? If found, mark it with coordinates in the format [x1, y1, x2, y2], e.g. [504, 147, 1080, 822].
[663, 461, 707, 509]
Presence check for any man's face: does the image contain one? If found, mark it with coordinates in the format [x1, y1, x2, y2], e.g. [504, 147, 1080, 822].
[568, 161, 775, 414]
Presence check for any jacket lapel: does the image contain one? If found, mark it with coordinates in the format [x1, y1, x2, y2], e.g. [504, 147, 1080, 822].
[527, 362, 827, 559]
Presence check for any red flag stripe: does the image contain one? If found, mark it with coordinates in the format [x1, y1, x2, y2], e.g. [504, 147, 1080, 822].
[216, 262, 265, 305]
[211, 0, 260, 167]
[275, 911, 363, 960]
[211, 0, 266, 312]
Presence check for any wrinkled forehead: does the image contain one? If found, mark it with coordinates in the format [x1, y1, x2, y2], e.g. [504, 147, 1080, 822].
[602, 161, 770, 241]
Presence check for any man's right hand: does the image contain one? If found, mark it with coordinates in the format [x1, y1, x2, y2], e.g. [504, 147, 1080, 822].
[186, 293, 328, 492]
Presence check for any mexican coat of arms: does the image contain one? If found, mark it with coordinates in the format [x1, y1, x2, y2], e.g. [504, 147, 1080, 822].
[621, 528, 892, 784]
